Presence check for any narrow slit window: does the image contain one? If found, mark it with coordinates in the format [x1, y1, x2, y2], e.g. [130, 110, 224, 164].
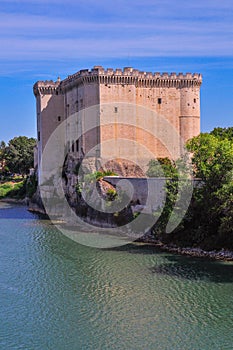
[194, 98, 196, 103]
[158, 98, 162, 104]
[66, 104, 70, 118]
[58, 116, 61, 122]
[114, 107, 118, 113]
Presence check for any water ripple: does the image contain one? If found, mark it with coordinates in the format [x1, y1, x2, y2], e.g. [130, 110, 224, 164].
[1, 206, 233, 349]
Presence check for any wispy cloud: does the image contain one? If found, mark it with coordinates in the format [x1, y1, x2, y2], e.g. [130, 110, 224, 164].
[0, 34, 232, 62]
[0, 0, 232, 73]
[0, 12, 232, 35]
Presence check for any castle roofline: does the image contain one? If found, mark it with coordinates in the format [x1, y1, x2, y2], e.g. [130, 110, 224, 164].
[63, 66, 202, 82]
[34, 66, 202, 94]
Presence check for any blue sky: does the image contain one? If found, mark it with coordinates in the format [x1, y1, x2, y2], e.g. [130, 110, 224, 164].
[0, 0, 232, 143]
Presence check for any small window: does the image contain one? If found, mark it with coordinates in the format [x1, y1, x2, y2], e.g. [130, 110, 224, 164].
[194, 98, 196, 103]
[72, 142, 75, 153]
[38, 131, 40, 141]
[66, 104, 70, 117]
[158, 98, 162, 104]
[76, 140, 79, 152]
[114, 107, 118, 113]
[58, 116, 61, 122]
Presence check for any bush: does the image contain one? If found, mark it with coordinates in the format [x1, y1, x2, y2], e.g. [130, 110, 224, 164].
[26, 174, 38, 198]
[84, 170, 117, 183]
[106, 188, 117, 201]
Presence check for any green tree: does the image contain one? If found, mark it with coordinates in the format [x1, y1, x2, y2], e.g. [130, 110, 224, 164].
[148, 157, 190, 239]
[0, 141, 6, 161]
[5, 136, 36, 176]
[0, 141, 7, 174]
[186, 133, 233, 245]
[210, 127, 233, 141]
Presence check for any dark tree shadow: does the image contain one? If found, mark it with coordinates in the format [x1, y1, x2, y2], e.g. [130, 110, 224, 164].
[149, 254, 233, 283]
[106, 243, 233, 283]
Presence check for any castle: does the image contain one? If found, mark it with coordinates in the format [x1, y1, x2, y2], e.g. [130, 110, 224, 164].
[33, 66, 202, 181]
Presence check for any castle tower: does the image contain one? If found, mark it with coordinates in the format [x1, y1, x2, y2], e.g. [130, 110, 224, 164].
[179, 73, 201, 144]
[33, 67, 202, 182]
[33, 80, 65, 181]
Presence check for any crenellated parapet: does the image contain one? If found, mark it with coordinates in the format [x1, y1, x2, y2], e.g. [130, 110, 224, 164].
[33, 80, 61, 96]
[60, 66, 202, 90]
[34, 67, 202, 95]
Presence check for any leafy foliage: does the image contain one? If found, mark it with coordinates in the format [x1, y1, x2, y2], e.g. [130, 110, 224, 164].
[184, 130, 233, 247]
[146, 157, 178, 178]
[106, 188, 117, 201]
[26, 174, 38, 198]
[149, 128, 233, 249]
[210, 127, 233, 141]
[84, 170, 117, 183]
[5, 136, 36, 176]
[0, 180, 25, 199]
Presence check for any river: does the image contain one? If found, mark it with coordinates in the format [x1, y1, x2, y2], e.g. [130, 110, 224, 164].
[0, 202, 233, 350]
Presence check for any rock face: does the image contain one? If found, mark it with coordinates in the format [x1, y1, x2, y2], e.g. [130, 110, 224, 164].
[74, 177, 134, 229]
[100, 159, 145, 178]
[28, 152, 165, 228]
[28, 187, 46, 215]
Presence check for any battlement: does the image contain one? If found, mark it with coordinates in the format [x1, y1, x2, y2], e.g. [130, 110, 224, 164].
[60, 66, 202, 90]
[34, 66, 202, 95]
[33, 80, 61, 96]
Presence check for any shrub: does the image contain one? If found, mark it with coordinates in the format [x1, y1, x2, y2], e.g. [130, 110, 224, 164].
[26, 174, 38, 198]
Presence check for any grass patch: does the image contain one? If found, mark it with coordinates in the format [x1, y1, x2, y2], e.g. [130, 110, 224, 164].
[0, 181, 25, 199]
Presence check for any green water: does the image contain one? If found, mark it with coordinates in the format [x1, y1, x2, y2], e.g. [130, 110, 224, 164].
[0, 203, 233, 350]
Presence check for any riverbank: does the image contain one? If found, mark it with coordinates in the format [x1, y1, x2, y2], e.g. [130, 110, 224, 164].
[137, 235, 233, 261]
[0, 197, 28, 205]
[2, 198, 233, 262]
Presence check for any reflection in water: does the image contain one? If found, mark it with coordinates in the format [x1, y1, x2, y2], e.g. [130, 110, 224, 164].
[150, 255, 233, 283]
[0, 205, 233, 350]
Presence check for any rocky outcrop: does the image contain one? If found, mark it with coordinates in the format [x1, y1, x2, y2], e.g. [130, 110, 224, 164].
[28, 187, 46, 214]
[101, 159, 145, 177]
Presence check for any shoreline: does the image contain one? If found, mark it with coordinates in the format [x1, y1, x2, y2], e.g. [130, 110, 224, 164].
[137, 237, 233, 261]
[1, 199, 233, 261]
[0, 197, 28, 205]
